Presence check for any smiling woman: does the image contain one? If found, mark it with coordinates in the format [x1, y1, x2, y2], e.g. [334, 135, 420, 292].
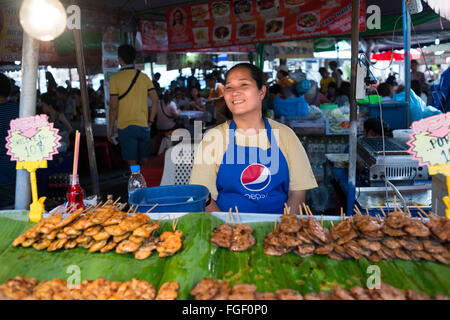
[189, 63, 318, 215]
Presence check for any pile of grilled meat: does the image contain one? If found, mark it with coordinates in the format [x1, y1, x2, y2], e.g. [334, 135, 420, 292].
[0, 276, 179, 300]
[190, 278, 449, 300]
[12, 204, 183, 259]
[211, 223, 256, 251]
[264, 210, 450, 264]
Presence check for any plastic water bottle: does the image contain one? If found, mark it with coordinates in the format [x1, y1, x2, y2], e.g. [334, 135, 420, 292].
[128, 165, 147, 202]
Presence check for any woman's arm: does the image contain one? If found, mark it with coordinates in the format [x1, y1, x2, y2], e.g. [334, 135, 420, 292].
[286, 190, 306, 215]
[206, 198, 221, 212]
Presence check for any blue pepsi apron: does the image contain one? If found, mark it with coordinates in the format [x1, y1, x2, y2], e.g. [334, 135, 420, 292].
[216, 118, 289, 214]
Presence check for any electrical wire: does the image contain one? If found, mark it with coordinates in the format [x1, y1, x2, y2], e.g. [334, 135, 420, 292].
[359, 15, 403, 72]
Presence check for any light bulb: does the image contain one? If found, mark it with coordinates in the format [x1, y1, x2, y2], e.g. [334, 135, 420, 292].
[435, 38, 440, 45]
[19, 0, 67, 41]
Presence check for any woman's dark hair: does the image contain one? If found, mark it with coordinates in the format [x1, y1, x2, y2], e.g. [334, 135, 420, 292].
[377, 82, 392, 97]
[118, 44, 136, 64]
[0, 73, 12, 98]
[225, 63, 267, 90]
[162, 90, 174, 105]
[364, 117, 389, 136]
[172, 9, 183, 25]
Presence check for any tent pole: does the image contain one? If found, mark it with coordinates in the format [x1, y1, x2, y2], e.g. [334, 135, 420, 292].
[347, 0, 360, 215]
[403, 0, 411, 126]
[15, 32, 39, 210]
[72, 0, 100, 198]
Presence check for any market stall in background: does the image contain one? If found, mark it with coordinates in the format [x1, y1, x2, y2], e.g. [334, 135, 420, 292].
[0, 0, 449, 302]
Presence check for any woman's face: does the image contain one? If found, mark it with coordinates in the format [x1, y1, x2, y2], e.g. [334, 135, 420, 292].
[224, 67, 266, 117]
[191, 88, 198, 97]
[174, 11, 182, 24]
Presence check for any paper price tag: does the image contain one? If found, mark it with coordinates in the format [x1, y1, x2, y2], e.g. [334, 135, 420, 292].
[407, 112, 450, 167]
[5, 114, 61, 162]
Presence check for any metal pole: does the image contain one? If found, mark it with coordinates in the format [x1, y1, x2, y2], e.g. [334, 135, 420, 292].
[347, 0, 360, 215]
[15, 32, 39, 210]
[403, 0, 411, 126]
[72, 0, 100, 197]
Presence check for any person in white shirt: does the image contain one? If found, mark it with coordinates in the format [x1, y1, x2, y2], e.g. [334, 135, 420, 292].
[157, 91, 180, 131]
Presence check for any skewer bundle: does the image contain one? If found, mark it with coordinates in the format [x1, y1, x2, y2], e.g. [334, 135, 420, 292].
[263, 205, 450, 264]
[210, 207, 256, 252]
[190, 278, 449, 300]
[11, 200, 183, 259]
[0, 276, 179, 300]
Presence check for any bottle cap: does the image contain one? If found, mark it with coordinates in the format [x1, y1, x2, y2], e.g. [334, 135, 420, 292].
[130, 165, 141, 173]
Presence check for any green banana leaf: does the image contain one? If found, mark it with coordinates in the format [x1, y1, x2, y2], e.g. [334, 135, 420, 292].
[0, 211, 448, 300]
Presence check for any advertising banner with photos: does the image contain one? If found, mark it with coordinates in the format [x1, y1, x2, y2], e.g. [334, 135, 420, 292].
[166, 0, 366, 52]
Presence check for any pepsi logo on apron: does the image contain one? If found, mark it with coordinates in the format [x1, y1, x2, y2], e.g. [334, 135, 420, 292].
[216, 118, 290, 214]
[241, 164, 271, 192]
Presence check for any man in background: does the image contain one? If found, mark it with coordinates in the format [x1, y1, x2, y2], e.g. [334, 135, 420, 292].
[108, 44, 160, 167]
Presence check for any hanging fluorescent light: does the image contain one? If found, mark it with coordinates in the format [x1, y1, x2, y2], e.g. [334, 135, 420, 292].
[19, 0, 67, 41]
[435, 37, 440, 45]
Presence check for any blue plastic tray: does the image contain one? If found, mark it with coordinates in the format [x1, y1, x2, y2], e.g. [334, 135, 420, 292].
[129, 185, 209, 213]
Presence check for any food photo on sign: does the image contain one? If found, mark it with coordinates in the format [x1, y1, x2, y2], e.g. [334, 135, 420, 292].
[257, 0, 279, 11]
[212, 1, 230, 18]
[265, 17, 284, 36]
[213, 25, 231, 42]
[191, 4, 210, 21]
[297, 11, 320, 31]
[237, 22, 257, 39]
[234, 0, 253, 15]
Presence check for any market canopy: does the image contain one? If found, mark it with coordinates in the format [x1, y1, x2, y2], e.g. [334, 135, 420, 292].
[0, 0, 449, 66]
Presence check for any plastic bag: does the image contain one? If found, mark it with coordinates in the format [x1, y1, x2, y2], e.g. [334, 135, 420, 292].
[393, 89, 442, 122]
[273, 96, 309, 118]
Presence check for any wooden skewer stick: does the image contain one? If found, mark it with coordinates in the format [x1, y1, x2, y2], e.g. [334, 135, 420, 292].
[133, 206, 139, 214]
[235, 206, 240, 225]
[380, 207, 386, 217]
[113, 197, 121, 206]
[365, 208, 370, 216]
[145, 204, 159, 214]
[340, 207, 344, 220]
[416, 211, 424, 220]
[226, 209, 231, 225]
[118, 203, 127, 211]
[274, 217, 277, 232]
[330, 220, 334, 227]
[299, 205, 303, 220]
[174, 218, 179, 231]
[284, 203, 288, 215]
[416, 207, 429, 218]
[126, 205, 134, 214]
[354, 205, 362, 216]
[306, 205, 313, 217]
[229, 208, 235, 225]
[93, 201, 103, 210]
[321, 214, 323, 226]
[302, 203, 308, 216]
